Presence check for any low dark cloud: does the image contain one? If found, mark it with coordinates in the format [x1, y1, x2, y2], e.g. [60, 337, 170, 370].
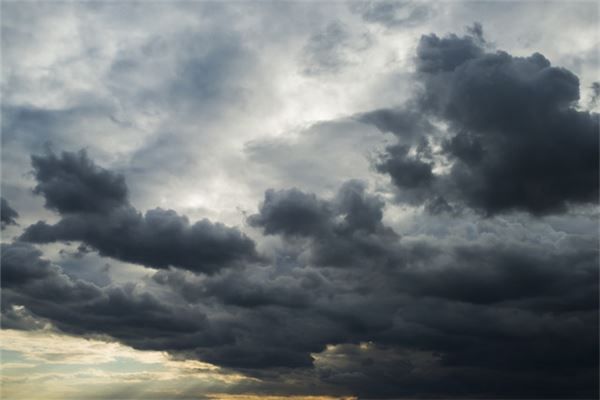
[398, 242, 599, 312]
[365, 27, 599, 216]
[31, 150, 128, 214]
[3, 180, 599, 396]
[249, 180, 401, 268]
[20, 150, 260, 274]
[248, 188, 331, 237]
[1, 196, 19, 229]
[1, 242, 208, 347]
[1, 242, 61, 287]
[416, 30, 484, 73]
[376, 144, 434, 189]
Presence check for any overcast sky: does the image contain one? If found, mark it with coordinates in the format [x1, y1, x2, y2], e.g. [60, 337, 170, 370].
[1, 1, 599, 399]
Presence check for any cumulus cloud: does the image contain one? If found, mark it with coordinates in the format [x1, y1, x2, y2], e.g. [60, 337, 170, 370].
[366, 27, 599, 216]
[31, 150, 128, 214]
[249, 180, 401, 268]
[8, 148, 600, 398]
[20, 150, 260, 274]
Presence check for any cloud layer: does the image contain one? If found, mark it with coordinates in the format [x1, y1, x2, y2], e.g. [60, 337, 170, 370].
[1, 3, 598, 399]
[3, 150, 598, 397]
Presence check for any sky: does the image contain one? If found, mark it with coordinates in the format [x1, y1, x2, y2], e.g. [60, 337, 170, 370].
[0, 1, 599, 399]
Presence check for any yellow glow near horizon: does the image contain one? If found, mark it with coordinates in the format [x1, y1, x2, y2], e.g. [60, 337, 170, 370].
[0, 328, 253, 400]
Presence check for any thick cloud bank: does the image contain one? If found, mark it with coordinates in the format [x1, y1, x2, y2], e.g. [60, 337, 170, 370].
[366, 28, 599, 215]
[4, 150, 598, 397]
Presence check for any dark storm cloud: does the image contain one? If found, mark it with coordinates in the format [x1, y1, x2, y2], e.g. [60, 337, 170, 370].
[31, 150, 128, 214]
[365, 28, 599, 215]
[153, 268, 313, 310]
[1, 242, 60, 287]
[248, 188, 331, 237]
[20, 150, 259, 274]
[312, 341, 597, 399]
[3, 181, 599, 397]
[0, 242, 208, 345]
[1, 196, 19, 229]
[376, 144, 433, 189]
[162, 218, 597, 397]
[249, 180, 401, 268]
[397, 242, 599, 311]
[233, 183, 597, 395]
[416, 30, 484, 73]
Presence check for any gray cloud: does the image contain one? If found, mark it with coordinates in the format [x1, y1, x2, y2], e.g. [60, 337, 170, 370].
[20, 150, 260, 274]
[1, 242, 209, 348]
[11, 150, 596, 396]
[249, 180, 401, 269]
[1, 197, 19, 229]
[301, 21, 372, 76]
[590, 81, 600, 108]
[244, 118, 387, 197]
[31, 150, 128, 214]
[351, 1, 433, 29]
[366, 28, 599, 216]
[4, 178, 599, 396]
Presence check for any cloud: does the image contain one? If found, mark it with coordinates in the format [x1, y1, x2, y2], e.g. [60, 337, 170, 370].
[1, 196, 19, 229]
[244, 119, 386, 196]
[180, 181, 597, 395]
[376, 144, 434, 189]
[590, 81, 600, 108]
[20, 150, 260, 274]
[358, 108, 435, 141]
[4, 175, 599, 397]
[31, 150, 128, 214]
[366, 27, 599, 215]
[350, 1, 433, 29]
[249, 180, 401, 268]
[301, 22, 371, 76]
[248, 188, 331, 237]
[0, 241, 211, 351]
